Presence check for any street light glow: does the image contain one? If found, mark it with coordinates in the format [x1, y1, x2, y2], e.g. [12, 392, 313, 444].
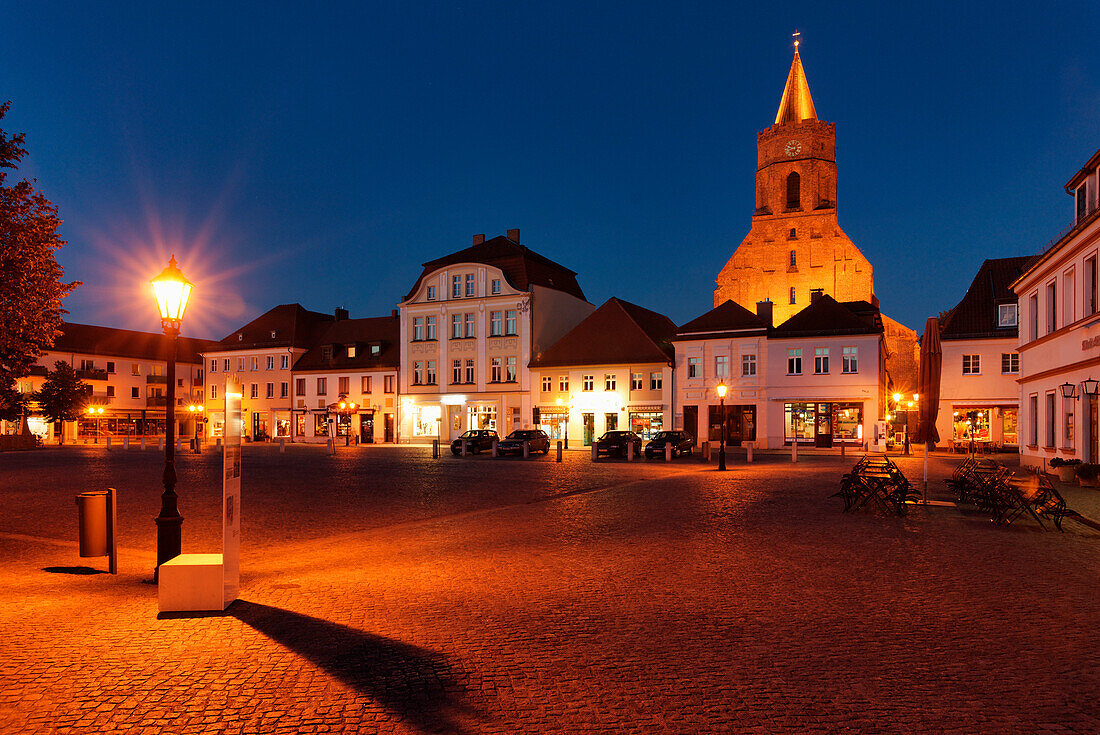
[150, 255, 193, 324]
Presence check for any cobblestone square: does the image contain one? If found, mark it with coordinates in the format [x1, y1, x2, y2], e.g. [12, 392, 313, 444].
[2, 446, 1099, 733]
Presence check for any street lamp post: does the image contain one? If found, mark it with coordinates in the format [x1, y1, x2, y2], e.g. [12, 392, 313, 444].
[151, 255, 192, 580]
[86, 405, 103, 443]
[556, 396, 573, 449]
[337, 399, 357, 446]
[188, 404, 204, 451]
[716, 382, 728, 471]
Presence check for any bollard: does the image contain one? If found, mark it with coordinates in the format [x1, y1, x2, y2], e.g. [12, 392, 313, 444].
[432, 439, 439, 459]
[702, 441, 710, 462]
[279, 437, 285, 453]
[746, 441, 754, 463]
[792, 439, 798, 463]
[627, 441, 634, 462]
[523, 440, 529, 459]
[492, 439, 499, 457]
[327, 437, 336, 455]
[123, 436, 129, 450]
[215, 437, 221, 449]
[840, 441, 846, 458]
[591, 443, 598, 461]
[158, 437, 164, 451]
[105, 435, 112, 451]
[461, 439, 468, 457]
[556, 440, 562, 462]
[194, 437, 201, 454]
[140, 436, 146, 451]
[665, 443, 672, 462]
[175, 436, 181, 451]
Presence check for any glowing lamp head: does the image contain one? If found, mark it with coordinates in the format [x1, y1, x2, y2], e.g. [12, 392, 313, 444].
[556, 398, 563, 406]
[912, 394, 919, 401]
[716, 382, 728, 399]
[86, 407, 94, 415]
[339, 402, 346, 410]
[892, 393, 902, 403]
[349, 402, 356, 410]
[151, 255, 193, 325]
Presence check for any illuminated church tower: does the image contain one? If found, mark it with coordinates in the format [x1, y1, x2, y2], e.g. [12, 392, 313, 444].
[714, 42, 875, 324]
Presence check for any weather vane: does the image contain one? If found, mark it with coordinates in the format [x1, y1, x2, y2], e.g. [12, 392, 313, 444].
[792, 31, 800, 49]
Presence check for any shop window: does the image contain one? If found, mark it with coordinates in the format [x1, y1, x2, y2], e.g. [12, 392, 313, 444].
[629, 411, 663, 441]
[315, 413, 329, 436]
[1028, 395, 1038, 446]
[1065, 398, 1075, 446]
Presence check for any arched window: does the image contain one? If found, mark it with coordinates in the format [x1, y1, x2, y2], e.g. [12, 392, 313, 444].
[786, 172, 800, 209]
[789, 286, 797, 305]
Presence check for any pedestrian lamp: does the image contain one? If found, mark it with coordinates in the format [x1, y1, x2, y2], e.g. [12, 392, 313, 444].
[187, 404, 204, 448]
[716, 382, 728, 471]
[150, 255, 192, 580]
[1083, 378, 1100, 398]
[1060, 382, 1078, 400]
[556, 396, 574, 449]
[86, 405, 104, 443]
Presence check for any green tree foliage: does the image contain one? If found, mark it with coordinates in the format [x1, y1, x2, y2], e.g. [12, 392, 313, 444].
[34, 360, 87, 443]
[0, 379, 26, 423]
[0, 101, 79, 395]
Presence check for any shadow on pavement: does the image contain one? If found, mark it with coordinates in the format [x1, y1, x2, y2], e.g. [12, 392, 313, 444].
[42, 566, 106, 575]
[230, 600, 474, 734]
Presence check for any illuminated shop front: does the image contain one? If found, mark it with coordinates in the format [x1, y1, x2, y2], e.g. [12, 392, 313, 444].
[784, 402, 863, 447]
[628, 409, 664, 440]
[467, 404, 497, 431]
[949, 406, 1016, 448]
[413, 404, 442, 437]
[537, 407, 568, 440]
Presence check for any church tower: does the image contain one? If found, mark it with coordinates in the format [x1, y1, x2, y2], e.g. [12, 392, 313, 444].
[715, 44, 875, 324]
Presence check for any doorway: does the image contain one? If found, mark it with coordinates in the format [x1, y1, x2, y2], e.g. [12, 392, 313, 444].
[683, 405, 698, 443]
[605, 413, 618, 432]
[359, 413, 374, 444]
[582, 413, 595, 445]
[384, 413, 395, 443]
[815, 403, 833, 448]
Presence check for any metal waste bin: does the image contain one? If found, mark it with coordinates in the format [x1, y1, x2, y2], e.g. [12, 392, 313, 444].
[76, 490, 109, 557]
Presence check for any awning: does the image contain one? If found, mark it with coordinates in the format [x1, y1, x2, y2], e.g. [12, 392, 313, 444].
[537, 406, 568, 414]
[627, 405, 666, 412]
[950, 401, 1018, 408]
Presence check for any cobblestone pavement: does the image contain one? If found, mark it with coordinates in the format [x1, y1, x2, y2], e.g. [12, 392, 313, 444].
[2, 445, 1100, 733]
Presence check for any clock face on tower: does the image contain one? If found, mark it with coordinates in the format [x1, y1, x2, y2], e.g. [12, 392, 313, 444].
[784, 139, 802, 156]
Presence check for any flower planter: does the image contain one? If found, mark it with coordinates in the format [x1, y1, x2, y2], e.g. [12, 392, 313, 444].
[1080, 475, 1100, 488]
[1056, 466, 1077, 483]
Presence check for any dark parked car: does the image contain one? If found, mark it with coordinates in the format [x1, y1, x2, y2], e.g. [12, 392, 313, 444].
[645, 431, 695, 459]
[497, 429, 551, 455]
[451, 429, 499, 455]
[594, 430, 643, 458]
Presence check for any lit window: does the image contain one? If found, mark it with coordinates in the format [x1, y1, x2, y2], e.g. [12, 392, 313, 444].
[650, 372, 662, 390]
[715, 355, 729, 378]
[997, 303, 1018, 328]
[688, 357, 701, 378]
[542, 376, 552, 392]
[631, 373, 643, 390]
[346, 345, 357, 358]
[962, 354, 981, 375]
[742, 354, 757, 376]
[1001, 353, 1019, 374]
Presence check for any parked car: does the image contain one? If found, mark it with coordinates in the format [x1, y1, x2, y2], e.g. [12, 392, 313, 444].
[594, 430, 643, 458]
[497, 429, 551, 455]
[644, 431, 695, 459]
[450, 429, 499, 455]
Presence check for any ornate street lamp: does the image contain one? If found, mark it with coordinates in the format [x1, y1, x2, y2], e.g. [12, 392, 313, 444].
[1084, 378, 1100, 398]
[1060, 382, 1078, 400]
[716, 382, 728, 471]
[150, 255, 192, 580]
[188, 403, 204, 451]
[337, 398, 357, 446]
[86, 405, 104, 443]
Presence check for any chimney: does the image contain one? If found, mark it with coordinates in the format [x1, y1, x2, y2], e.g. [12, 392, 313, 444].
[472, 234, 485, 246]
[810, 288, 824, 304]
[506, 228, 520, 244]
[756, 299, 773, 327]
[391, 309, 399, 319]
[334, 307, 349, 321]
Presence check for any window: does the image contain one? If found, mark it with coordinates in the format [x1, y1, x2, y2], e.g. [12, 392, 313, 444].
[631, 373, 643, 390]
[1001, 353, 1019, 374]
[465, 359, 474, 383]
[505, 357, 516, 382]
[650, 372, 662, 390]
[605, 374, 616, 391]
[1077, 182, 1089, 223]
[384, 375, 394, 393]
[251, 357, 258, 371]
[280, 354, 289, 369]
[490, 311, 502, 336]
[453, 359, 462, 384]
[842, 346, 857, 373]
[559, 376, 569, 392]
[209, 385, 216, 400]
[426, 360, 437, 385]
[787, 348, 802, 375]
[491, 279, 501, 295]
[742, 354, 757, 376]
[413, 317, 424, 341]
[452, 275, 461, 298]
[491, 358, 502, 383]
[426, 316, 437, 340]
[582, 375, 594, 391]
[1087, 255, 1098, 316]
[715, 355, 730, 378]
[1065, 268, 1076, 325]
[296, 378, 306, 396]
[789, 287, 796, 305]
[338, 377, 349, 394]
[786, 171, 800, 209]
[266, 355, 274, 370]
[1029, 292, 1038, 341]
[505, 310, 517, 335]
[106, 385, 115, 397]
[1045, 392, 1056, 448]
[465, 273, 475, 297]
[346, 345, 357, 359]
[465, 313, 475, 338]
[1046, 281, 1057, 334]
[688, 357, 701, 378]
[250, 384, 258, 399]
[814, 348, 829, 374]
[265, 383, 274, 398]
[789, 250, 796, 268]
[789, 228, 796, 239]
[427, 285, 436, 301]
[370, 344, 381, 356]
[962, 354, 981, 375]
[451, 314, 461, 338]
[1065, 396, 1075, 446]
[210, 359, 217, 373]
[997, 304, 1018, 328]
[237, 358, 244, 371]
[413, 361, 424, 385]
[316, 377, 327, 395]
[542, 376, 553, 392]
[132, 363, 140, 375]
[223, 359, 230, 372]
[1029, 394, 1038, 446]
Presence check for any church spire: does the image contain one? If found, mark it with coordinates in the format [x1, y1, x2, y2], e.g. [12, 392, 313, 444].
[774, 38, 818, 125]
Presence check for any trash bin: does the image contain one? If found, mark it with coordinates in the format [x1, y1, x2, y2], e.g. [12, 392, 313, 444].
[76, 490, 109, 557]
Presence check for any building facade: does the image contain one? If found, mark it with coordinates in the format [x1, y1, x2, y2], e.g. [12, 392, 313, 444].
[529, 298, 676, 445]
[1013, 148, 1100, 468]
[397, 230, 593, 443]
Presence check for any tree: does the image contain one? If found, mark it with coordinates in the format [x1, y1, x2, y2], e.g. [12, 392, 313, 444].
[0, 101, 79, 397]
[0, 379, 26, 424]
[34, 361, 87, 444]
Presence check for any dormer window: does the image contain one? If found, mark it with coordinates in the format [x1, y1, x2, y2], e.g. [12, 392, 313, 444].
[426, 285, 436, 301]
[322, 345, 333, 362]
[346, 344, 357, 358]
[998, 303, 1018, 328]
[1077, 182, 1089, 223]
[451, 275, 461, 298]
[491, 279, 501, 295]
[370, 343, 381, 356]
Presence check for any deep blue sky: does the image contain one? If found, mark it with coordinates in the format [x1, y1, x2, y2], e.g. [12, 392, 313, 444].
[4, 1, 1099, 339]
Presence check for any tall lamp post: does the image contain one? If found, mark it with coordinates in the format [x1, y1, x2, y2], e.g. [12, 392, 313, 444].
[338, 398, 357, 446]
[151, 255, 192, 580]
[188, 404, 204, 451]
[556, 396, 574, 449]
[716, 382, 728, 471]
[86, 405, 104, 443]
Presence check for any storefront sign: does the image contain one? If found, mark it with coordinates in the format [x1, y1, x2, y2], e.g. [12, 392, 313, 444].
[1083, 336, 1100, 351]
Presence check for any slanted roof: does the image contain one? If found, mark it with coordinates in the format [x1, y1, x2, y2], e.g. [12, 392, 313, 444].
[675, 300, 769, 340]
[217, 304, 334, 350]
[52, 323, 220, 363]
[530, 298, 676, 368]
[940, 256, 1037, 340]
[293, 315, 400, 371]
[403, 234, 586, 302]
[773, 296, 883, 337]
[774, 47, 818, 125]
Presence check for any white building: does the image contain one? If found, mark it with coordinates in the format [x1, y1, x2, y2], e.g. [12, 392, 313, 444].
[1013, 147, 1100, 467]
[529, 297, 676, 445]
[397, 230, 593, 443]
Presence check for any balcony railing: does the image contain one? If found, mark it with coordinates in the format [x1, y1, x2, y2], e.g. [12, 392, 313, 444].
[146, 374, 168, 384]
[76, 369, 108, 381]
[28, 365, 47, 377]
[146, 396, 168, 407]
[1043, 200, 1100, 254]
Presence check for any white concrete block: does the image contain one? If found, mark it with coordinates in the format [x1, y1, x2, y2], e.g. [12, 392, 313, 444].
[158, 553, 225, 612]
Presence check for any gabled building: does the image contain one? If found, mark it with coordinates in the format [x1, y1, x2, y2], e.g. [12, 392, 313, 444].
[529, 297, 677, 444]
[397, 229, 593, 443]
[290, 314, 400, 443]
[936, 256, 1035, 451]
